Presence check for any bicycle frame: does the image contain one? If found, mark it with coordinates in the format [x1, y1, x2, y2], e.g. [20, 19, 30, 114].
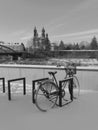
[49, 73, 59, 87]
[49, 66, 76, 88]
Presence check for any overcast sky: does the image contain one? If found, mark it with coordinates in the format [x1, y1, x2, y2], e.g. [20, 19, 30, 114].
[0, 0, 98, 45]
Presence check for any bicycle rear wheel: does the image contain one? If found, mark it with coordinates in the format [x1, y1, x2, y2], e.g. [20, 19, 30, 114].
[35, 81, 58, 112]
[73, 76, 80, 99]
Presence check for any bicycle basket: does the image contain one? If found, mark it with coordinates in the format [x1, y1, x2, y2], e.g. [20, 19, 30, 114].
[66, 65, 76, 75]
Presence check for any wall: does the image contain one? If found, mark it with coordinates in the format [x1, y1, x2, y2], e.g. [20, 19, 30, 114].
[0, 64, 98, 91]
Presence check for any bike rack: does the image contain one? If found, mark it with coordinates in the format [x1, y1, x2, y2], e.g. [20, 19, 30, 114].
[32, 77, 74, 109]
[32, 78, 49, 104]
[8, 77, 26, 101]
[0, 78, 5, 93]
[59, 77, 73, 107]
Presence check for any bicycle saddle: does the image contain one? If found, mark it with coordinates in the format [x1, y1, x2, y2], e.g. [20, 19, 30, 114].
[48, 71, 57, 75]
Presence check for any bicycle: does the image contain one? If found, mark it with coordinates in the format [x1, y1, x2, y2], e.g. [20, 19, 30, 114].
[34, 61, 80, 112]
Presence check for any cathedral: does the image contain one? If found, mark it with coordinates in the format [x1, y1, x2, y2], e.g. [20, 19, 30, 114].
[32, 27, 51, 50]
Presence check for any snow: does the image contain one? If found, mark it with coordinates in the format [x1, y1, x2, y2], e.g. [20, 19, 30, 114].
[0, 87, 98, 130]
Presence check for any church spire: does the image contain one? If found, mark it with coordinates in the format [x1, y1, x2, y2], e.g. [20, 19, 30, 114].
[42, 27, 45, 38]
[34, 26, 38, 38]
[46, 33, 48, 39]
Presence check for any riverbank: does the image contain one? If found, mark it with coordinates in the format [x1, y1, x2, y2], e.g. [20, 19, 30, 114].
[2, 58, 98, 66]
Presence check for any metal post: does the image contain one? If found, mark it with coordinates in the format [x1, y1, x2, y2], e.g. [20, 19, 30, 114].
[8, 77, 26, 100]
[71, 78, 73, 101]
[32, 78, 48, 104]
[59, 81, 62, 107]
[3, 78, 5, 93]
[32, 81, 35, 103]
[23, 78, 26, 95]
[8, 81, 11, 101]
[69, 78, 73, 101]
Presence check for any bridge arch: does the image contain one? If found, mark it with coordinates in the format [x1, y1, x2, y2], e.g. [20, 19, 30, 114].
[0, 44, 17, 53]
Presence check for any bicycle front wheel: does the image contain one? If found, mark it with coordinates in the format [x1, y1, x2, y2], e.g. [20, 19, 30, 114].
[35, 81, 58, 112]
[73, 76, 80, 99]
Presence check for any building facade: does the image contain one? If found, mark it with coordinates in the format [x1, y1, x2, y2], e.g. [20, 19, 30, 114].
[32, 27, 51, 51]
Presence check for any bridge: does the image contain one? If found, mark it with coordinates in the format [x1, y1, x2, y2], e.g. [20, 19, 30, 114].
[0, 44, 27, 60]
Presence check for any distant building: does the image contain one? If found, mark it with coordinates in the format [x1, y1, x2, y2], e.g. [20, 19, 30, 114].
[32, 27, 51, 51]
[51, 43, 57, 51]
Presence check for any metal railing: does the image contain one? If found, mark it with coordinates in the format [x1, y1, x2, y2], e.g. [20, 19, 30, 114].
[0, 78, 5, 93]
[32, 78, 49, 103]
[59, 77, 73, 107]
[8, 77, 26, 100]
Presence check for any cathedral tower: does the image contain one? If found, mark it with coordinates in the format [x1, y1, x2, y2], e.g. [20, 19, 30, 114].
[34, 26, 38, 38]
[41, 27, 45, 38]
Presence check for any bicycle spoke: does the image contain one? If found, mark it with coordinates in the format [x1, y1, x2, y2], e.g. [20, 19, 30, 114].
[37, 93, 45, 96]
[35, 81, 58, 112]
[49, 95, 57, 101]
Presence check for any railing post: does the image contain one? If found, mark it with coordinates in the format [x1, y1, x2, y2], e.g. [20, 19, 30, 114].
[23, 78, 26, 95]
[3, 78, 5, 93]
[59, 81, 62, 107]
[0, 78, 5, 93]
[69, 78, 73, 101]
[8, 81, 11, 101]
[71, 78, 73, 101]
[32, 81, 35, 103]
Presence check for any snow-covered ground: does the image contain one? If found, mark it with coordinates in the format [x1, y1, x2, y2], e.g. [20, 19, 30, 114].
[3, 58, 98, 66]
[49, 58, 98, 66]
[0, 83, 98, 130]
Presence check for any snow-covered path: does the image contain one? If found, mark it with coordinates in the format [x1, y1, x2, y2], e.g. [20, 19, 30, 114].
[0, 92, 98, 130]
